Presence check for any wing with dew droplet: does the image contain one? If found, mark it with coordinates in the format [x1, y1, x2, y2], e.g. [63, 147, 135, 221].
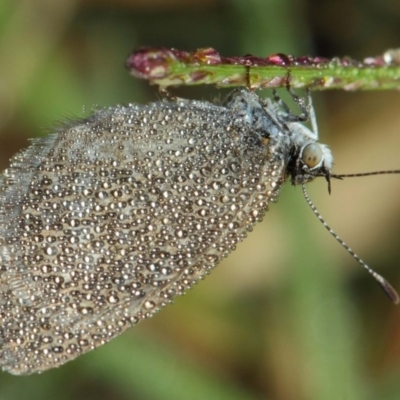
[0, 93, 289, 374]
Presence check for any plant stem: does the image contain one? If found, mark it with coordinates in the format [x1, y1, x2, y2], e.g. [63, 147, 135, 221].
[126, 47, 400, 91]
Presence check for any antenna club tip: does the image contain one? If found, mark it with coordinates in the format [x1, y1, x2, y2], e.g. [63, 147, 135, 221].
[391, 294, 400, 305]
[372, 273, 399, 304]
[391, 292, 400, 305]
[381, 280, 400, 305]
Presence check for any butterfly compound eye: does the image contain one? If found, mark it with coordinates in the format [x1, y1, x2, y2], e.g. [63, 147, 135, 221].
[301, 143, 323, 169]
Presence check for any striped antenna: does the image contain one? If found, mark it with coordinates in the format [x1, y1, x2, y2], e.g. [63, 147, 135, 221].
[302, 183, 399, 304]
[333, 169, 400, 179]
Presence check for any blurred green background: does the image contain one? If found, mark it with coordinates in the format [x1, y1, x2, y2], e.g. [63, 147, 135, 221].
[1, 1, 400, 399]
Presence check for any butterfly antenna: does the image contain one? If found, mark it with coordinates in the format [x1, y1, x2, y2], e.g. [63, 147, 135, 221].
[332, 169, 400, 179]
[302, 184, 399, 304]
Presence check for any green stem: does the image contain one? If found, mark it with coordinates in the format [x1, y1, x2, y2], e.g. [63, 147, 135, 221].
[126, 47, 400, 91]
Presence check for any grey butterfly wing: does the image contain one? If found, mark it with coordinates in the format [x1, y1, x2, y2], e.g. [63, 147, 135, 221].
[0, 94, 287, 374]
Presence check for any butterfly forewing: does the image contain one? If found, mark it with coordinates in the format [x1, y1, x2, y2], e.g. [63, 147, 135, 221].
[0, 92, 289, 374]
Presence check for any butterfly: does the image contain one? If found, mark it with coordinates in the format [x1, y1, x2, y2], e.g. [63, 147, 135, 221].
[0, 87, 396, 374]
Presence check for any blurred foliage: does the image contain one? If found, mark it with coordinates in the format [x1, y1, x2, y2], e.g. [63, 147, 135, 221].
[1, 1, 400, 399]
